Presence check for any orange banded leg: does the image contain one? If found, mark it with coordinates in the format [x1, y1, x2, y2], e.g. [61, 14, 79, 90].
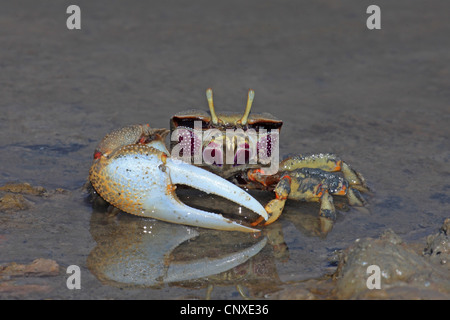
[281, 153, 368, 195]
[347, 187, 366, 206]
[317, 188, 337, 234]
[251, 175, 291, 227]
[280, 154, 343, 172]
[319, 189, 336, 220]
[341, 162, 368, 192]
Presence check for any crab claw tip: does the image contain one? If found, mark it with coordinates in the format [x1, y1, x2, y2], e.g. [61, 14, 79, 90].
[164, 158, 268, 231]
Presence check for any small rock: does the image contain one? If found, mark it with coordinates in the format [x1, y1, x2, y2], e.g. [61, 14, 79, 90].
[0, 193, 30, 211]
[0, 281, 52, 296]
[332, 227, 450, 299]
[0, 258, 60, 278]
[0, 182, 47, 196]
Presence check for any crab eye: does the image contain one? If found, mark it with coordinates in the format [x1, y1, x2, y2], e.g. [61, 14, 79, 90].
[233, 143, 252, 167]
[172, 127, 202, 158]
[257, 131, 279, 162]
[203, 141, 223, 167]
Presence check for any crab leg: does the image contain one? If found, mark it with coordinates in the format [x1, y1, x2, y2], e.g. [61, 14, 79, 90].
[90, 142, 268, 232]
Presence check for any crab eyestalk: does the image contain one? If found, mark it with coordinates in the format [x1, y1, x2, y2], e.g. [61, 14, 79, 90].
[238, 89, 255, 126]
[89, 125, 268, 232]
[206, 88, 220, 125]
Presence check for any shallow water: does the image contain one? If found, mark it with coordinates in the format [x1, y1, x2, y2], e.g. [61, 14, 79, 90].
[0, 0, 449, 299]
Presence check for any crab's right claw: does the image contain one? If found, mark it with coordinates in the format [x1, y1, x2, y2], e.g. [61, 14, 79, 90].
[89, 139, 268, 232]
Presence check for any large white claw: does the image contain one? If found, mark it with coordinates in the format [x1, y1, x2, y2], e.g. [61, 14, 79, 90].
[90, 143, 268, 232]
[166, 157, 268, 225]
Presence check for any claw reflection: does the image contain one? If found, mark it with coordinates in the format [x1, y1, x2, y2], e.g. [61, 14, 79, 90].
[87, 210, 270, 288]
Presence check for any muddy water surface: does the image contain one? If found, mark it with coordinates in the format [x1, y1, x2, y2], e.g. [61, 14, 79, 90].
[0, 1, 449, 299]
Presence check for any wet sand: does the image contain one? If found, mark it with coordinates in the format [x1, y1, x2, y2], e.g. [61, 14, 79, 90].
[0, 0, 449, 299]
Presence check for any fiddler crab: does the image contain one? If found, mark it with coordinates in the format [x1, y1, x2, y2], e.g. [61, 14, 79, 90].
[89, 89, 368, 233]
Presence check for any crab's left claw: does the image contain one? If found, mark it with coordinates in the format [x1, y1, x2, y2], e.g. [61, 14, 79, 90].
[89, 127, 268, 232]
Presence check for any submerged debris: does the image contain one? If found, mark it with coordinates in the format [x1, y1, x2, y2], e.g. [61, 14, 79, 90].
[0, 182, 47, 196]
[0, 193, 30, 211]
[0, 258, 60, 297]
[0, 182, 67, 212]
[0, 258, 60, 278]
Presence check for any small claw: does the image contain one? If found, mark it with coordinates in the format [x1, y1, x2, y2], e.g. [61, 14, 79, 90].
[90, 138, 268, 232]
